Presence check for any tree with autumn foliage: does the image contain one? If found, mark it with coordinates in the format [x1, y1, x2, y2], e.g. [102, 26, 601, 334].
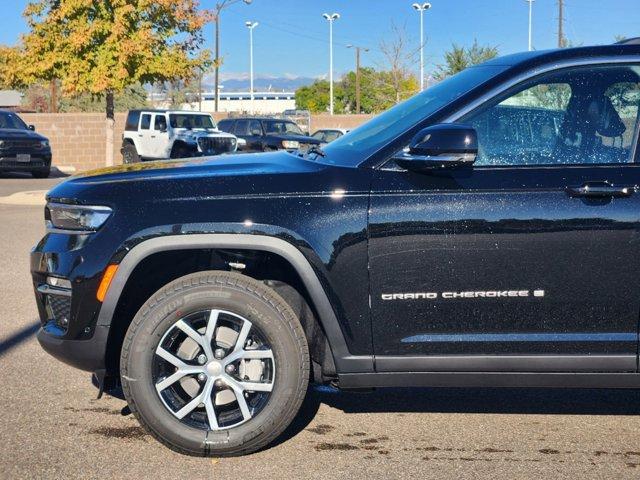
[19, 0, 212, 166]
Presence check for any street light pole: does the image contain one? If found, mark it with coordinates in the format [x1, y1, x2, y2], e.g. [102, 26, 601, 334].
[525, 0, 534, 51]
[322, 13, 340, 115]
[412, 3, 431, 92]
[213, 0, 253, 113]
[245, 21, 258, 114]
[347, 44, 369, 114]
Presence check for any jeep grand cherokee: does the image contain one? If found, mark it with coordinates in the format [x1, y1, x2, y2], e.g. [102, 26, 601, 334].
[31, 41, 640, 456]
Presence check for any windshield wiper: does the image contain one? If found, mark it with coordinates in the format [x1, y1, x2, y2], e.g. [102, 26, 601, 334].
[307, 145, 326, 157]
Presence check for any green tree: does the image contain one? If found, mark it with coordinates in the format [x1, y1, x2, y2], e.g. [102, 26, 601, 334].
[60, 84, 149, 112]
[295, 79, 345, 114]
[20, 0, 211, 166]
[435, 40, 498, 80]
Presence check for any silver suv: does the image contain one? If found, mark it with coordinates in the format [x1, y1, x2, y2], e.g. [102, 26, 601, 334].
[121, 110, 238, 163]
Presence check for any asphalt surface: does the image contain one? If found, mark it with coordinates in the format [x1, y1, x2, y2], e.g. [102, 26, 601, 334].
[3, 173, 640, 479]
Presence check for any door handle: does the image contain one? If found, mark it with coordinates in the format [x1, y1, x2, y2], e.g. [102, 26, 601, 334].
[565, 182, 636, 198]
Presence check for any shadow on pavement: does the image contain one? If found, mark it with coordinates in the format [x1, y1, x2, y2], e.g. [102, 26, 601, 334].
[0, 321, 39, 357]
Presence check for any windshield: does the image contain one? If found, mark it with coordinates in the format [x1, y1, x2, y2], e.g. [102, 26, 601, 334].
[0, 111, 28, 130]
[169, 114, 216, 129]
[264, 121, 304, 136]
[322, 65, 508, 166]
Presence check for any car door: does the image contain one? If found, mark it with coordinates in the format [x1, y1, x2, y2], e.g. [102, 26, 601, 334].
[136, 113, 153, 158]
[147, 114, 169, 159]
[247, 120, 265, 151]
[369, 62, 640, 373]
[233, 120, 252, 149]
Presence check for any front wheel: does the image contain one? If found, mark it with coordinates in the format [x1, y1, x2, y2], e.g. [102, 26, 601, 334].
[31, 168, 50, 178]
[120, 271, 310, 456]
[122, 142, 140, 164]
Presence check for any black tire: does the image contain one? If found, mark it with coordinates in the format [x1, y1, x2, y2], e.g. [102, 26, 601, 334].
[120, 271, 310, 456]
[31, 168, 50, 178]
[122, 142, 140, 164]
[170, 143, 192, 159]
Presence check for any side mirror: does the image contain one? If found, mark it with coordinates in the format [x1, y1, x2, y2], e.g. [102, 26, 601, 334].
[28, 125, 36, 131]
[393, 124, 478, 172]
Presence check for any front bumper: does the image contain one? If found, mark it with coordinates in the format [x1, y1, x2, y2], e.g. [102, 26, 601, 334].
[31, 227, 116, 374]
[37, 324, 109, 372]
[0, 152, 52, 171]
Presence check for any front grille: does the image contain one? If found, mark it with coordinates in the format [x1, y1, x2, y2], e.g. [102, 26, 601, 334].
[198, 137, 236, 155]
[2, 140, 42, 149]
[0, 159, 44, 167]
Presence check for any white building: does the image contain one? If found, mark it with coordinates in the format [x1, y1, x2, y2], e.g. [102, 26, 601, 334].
[182, 91, 296, 115]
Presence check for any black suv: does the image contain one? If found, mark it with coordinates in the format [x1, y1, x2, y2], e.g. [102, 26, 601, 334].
[31, 43, 640, 456]
[0, 110, 52, 178]
[217, 116, 320, 152]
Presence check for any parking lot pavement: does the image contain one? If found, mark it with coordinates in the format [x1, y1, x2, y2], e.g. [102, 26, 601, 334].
[3, 181, 640, 479]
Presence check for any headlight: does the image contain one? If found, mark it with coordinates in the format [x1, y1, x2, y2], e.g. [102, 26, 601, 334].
[0, 140, 5, 148]
[40, 140, 50, 148]
[45, 203, 112, 232]
[282, 140, 300, 149]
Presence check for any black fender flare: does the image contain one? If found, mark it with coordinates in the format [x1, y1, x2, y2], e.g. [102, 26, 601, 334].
[96, 234, 373, 373]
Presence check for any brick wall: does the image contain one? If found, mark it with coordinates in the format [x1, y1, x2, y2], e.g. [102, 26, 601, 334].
[18, 112, 372, 172]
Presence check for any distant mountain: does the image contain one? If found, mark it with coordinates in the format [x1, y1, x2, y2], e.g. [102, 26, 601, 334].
[202, 73, 323, 93]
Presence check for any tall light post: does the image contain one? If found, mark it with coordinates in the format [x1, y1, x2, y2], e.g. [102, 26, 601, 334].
[322, 13, 340, 115]
[245, 21, 258, 114]
[412, 2, 431, 91]
[525, 0, 534, 51]
[347, 44, 369, 114]
[212, 0, 253, 113]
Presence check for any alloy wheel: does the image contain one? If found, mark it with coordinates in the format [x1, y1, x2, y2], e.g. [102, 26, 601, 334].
[152, 309, 275, 430]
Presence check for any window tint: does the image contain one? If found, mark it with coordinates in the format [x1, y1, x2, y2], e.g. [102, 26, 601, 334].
[140, 114, 151, 130]
[234, 120, 249, 136]
[125, 111, 141, 131]
[263, 121, 302, 135]
[324, 131, 342, 142]
[154, 115, 167, 131]
[0, 111, 28, 129]
[249, 120, 263, 136]
[460, 64, 640, 166]
[312, 131, 326, 141]
[217, 120, 233, 133]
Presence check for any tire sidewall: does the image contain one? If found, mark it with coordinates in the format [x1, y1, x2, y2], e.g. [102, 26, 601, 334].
[122, 274, 308, 455]
[123, 143, 139, 164]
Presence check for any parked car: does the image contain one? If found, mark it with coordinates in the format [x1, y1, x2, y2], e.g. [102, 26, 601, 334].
[121, 110, 238, 163]
[32, 41, 640, 457]
[217, 117, 321, 152]
[311, 128, 349, 145]
[0, 110, 52, 178]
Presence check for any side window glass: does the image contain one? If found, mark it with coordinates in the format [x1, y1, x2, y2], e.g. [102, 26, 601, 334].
[249, 120, 262, 136]
[140, 114, 151, 130]
[235, 120, 249, 136]
[154, 115, 167, 131]
[601, 82, 640, 151]
[460, 64, 640, 166]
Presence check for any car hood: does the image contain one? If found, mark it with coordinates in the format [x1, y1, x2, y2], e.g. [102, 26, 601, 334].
[46, 150, 348, 203]
[0, 128, 47, 141]
[266, 134, 321, 144]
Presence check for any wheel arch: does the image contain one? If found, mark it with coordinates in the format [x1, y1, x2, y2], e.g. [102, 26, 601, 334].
[98, 234, 372, 377]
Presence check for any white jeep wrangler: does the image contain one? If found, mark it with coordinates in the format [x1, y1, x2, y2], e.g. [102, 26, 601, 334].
[121, 110, 239, 163]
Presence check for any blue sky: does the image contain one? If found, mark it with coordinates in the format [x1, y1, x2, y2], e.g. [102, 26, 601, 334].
[1, 0, 639, 81]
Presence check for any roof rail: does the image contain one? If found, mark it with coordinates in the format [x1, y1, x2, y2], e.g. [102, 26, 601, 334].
[615, 37, 640, 45]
